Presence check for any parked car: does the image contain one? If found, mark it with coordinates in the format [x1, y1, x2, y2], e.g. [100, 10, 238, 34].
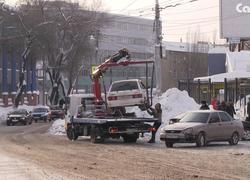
[50, 106, 65, 120]
[107, 79, 147, 108]
[160, 110, 244, 148]
[31, 106, 51, 122]
[6, 109, 32, 126]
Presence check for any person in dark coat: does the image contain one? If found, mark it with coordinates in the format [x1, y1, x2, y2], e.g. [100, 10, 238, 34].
[200, 101, 210, 110]
[226, 102, 236, 118]
[147, 103, 162, 143]
[219, 101, 226, 111]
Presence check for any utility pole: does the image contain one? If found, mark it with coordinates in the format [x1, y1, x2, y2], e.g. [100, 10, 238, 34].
[154, 0, 162, 95]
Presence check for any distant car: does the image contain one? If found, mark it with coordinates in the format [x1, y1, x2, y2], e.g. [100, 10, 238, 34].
[107, 79, 147, 108]
[50, 106, 65, 120]
[160, 110, 244, 148]
[31, 106, 51, 122]
[6, 109, 32, 126]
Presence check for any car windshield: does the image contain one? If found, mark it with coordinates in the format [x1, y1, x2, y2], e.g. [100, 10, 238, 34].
[179, 112, 209, 123]
[110, 81, 139, 91]
[11, 109, 26, 114]
[33, 108, 48, 112]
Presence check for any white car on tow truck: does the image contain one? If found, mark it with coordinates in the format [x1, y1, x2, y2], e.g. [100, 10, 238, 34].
[107, 79, 147, 108]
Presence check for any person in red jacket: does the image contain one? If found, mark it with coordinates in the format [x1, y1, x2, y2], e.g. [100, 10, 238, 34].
[211, 97, 217, 110]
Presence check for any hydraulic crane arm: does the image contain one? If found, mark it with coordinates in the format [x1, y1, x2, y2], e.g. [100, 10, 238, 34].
[92, 48, 130, 79]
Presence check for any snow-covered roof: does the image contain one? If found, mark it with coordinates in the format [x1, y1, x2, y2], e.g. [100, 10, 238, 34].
[194, 71, 250, 83]
[226, 51, 250, 73]
[208, 47, 229, 54]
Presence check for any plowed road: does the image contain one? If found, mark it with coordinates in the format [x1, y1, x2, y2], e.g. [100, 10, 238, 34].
[0, 123, 250, 180]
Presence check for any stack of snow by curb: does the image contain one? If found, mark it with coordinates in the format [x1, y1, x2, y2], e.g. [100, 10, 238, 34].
[127, 88, 200, 124]
[49, 88, 199, 136]
[48, 119, 65, 135]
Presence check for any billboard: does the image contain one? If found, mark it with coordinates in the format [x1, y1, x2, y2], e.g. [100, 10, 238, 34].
[220, 0, 250, 39]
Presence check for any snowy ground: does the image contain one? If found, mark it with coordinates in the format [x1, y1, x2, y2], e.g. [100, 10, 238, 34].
[49, 88, 200, 138]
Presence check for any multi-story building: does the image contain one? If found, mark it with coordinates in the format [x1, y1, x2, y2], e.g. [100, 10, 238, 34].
[0, 18, 38, 106]
[161, 41, 209, 92]
[77, 14, 154, 92]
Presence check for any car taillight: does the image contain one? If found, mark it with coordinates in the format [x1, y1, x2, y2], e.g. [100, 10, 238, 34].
[108, 96, 117, 101]
[148, 127, 156, 132]
[109, 127, 118, 133]
[132, 94, 142, 98]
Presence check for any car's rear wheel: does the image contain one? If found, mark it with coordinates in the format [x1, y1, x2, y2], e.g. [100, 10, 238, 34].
[90, 125, 104, 143]
[196, 132, 206, 147]
[165, 141, 174, 148]
[229, 132, 239, 145]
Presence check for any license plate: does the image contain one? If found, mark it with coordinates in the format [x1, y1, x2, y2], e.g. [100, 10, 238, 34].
[166, 134, 179, 138]
[12, 119, 19, 122]
[118, 96, 130, 100]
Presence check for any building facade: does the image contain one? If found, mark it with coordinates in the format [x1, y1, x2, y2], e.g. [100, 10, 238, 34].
[161, 41, 209, 92]
[77, 14, 154, 92]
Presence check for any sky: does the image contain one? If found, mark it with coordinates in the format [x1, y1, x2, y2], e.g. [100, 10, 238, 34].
[4, 0, 223, 43]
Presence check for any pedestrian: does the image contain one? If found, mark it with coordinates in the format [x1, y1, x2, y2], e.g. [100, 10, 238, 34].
[247, 97, 250, 121]
[226, 101, 236, 118]
[200, 101, 210, 110]
[211, 97, 217, 110]
[219, 101, 226, 111]
[147, 103, 162, 143]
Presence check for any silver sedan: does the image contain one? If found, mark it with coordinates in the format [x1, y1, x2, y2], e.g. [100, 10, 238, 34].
[160, 110, 244, 148]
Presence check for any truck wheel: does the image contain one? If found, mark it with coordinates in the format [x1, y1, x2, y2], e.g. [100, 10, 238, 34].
[165, 141, 174, 148]
[66, 126, 78, 141]
[90, 125, 104, 143]
[123, 134, 138, 143]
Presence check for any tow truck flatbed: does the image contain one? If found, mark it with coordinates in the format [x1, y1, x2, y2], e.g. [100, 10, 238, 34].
[71, 117, 158, 124]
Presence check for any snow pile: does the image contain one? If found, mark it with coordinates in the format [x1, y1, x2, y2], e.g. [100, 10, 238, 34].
[48, 119, 65, 135]
[127, 88, 200, 124]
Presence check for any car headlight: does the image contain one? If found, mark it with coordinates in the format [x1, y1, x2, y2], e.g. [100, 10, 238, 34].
[160, 127, 165, 132]
[182, 128, 193, 135]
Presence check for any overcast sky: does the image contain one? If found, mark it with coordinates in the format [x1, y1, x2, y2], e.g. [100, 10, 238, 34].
[5, 0, 222, 43]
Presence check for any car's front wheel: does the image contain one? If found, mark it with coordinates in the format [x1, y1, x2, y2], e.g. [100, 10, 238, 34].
[165, 141, 174, 148]
[6, 120, 11, 126]
[229, 132, 239, 145]
[196, 132, 206, 147]
[66, 126, 79, 141]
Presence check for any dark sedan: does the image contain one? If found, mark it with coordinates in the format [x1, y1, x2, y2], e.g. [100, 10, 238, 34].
[50, 106, 65, 120]
[6, 109, 32, 126]
[31, 107, 51, 122]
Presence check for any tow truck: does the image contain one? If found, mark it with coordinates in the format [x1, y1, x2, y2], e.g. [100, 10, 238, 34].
[65, 49, 157, 143]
